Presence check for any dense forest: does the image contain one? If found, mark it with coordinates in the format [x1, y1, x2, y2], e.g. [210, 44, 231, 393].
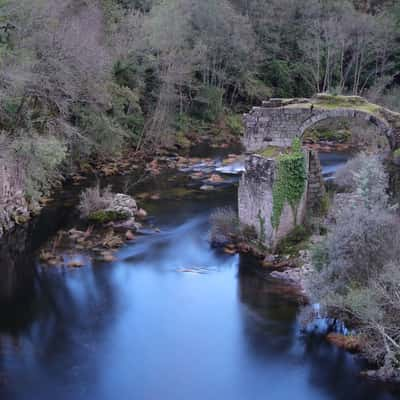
[0, 0, 400, 201]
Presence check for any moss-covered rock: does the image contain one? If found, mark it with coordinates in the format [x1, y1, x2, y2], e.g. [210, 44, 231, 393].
[88, 210, 130, 224]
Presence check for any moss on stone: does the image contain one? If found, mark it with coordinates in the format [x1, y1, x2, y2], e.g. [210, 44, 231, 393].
[258, 146, 288, 159]
[88, 210, 129, 224]
[314, 93, 368, 107]
[285, 94, 383, 117]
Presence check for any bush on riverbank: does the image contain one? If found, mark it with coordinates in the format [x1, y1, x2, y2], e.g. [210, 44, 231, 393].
[79, 186, 114, 219]
[79, 186, 138, 224]
[307, 154, 400, 380]
[334, 152, 389, 208]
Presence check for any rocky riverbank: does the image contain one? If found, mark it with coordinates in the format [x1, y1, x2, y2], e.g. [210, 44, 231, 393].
[0, 131, 242, 241]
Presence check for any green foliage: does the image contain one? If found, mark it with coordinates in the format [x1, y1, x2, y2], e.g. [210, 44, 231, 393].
[242, 74, 273, 102]
[109, 83, 144, 143]
[12, 135, 67, 201]
[258, 146, 286, 159]
[259, 60, 295, 98]
[77, 108, 127, 156]
[192, 87, 224, 123]
[225, 113, 243, 136]
[271, 139, 307, 229]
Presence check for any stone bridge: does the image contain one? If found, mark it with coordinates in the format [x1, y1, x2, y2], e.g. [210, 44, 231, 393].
[243, 94, 400, 152]
[238, 94, 400, 248]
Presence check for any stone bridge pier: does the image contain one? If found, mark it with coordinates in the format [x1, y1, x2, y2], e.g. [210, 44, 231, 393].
[238, 149, 325, 248]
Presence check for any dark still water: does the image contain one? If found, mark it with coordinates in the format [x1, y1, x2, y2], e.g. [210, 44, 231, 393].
[0, 154, 398, 400]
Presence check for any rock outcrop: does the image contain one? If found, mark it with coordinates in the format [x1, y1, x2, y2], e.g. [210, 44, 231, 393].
[0, 161, 31, 238]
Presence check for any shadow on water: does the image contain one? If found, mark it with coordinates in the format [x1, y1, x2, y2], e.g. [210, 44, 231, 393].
[0, 150, 399, 399]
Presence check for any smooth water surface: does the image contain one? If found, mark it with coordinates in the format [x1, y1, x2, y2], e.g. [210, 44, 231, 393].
[0, 153, 398, 400]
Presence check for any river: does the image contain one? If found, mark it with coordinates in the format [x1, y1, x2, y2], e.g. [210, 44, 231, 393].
[0, 151, 398, 400]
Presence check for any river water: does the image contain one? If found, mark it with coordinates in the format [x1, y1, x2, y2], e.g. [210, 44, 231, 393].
[0, 151, 398, 400]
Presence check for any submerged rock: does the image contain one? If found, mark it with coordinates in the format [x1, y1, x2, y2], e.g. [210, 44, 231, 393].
[200, 185, 214, 191]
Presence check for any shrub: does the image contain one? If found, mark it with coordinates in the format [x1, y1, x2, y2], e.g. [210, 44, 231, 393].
[209, 207, 239, 246]
[12, 134, 67, 201]
[276, 225, 310, 255]
[335, 153, 388, 208]
[78, 185, 113, 218]
[310, 241, 329, 272]
[192, 86, 224, 123]
[307, 203, 400, 376]
[306, 152, 400, 376]
[226, 113, 243, 136]
[77, 108, 127, 156]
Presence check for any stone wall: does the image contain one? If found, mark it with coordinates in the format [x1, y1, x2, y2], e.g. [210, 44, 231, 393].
[306, 150, 326, 214]
[238, 151, 311, 248]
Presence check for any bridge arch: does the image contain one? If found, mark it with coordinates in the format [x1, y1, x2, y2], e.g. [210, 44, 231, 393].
[298, 108, 394, 148]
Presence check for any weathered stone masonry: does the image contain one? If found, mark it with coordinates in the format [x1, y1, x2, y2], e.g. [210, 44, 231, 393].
[238, 152, 310, 247]
[243, 98, 400, 152]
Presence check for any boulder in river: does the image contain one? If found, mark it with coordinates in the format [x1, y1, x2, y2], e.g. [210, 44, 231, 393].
[87, 193, 138, 224]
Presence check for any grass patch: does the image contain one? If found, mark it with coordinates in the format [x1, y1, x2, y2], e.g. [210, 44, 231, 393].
[314, 93, 368, 107]
[285, 94, 383, 117]
[258, 146, 289, 159]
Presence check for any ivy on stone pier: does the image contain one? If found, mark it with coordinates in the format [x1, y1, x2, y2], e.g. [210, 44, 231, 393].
[271, 138, 307, 229]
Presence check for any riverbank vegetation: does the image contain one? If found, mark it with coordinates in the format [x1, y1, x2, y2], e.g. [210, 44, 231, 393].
[307, 154, 400, 381]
